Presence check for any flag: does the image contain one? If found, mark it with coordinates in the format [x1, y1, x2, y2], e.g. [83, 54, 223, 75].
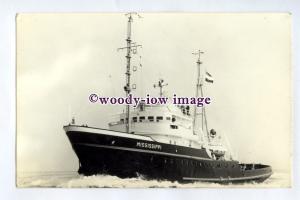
[205, 71, 214, 83]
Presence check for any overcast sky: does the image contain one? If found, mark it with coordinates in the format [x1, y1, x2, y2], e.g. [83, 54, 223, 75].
[17, 13, 291, 173]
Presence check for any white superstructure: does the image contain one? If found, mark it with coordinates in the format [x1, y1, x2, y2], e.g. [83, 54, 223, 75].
[108, 102, 228, 160]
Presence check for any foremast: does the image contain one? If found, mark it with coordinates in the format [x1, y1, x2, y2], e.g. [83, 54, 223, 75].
[118, 13, 141, 133]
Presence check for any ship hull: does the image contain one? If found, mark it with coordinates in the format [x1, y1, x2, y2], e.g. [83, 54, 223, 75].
[64, 125, 272, 183]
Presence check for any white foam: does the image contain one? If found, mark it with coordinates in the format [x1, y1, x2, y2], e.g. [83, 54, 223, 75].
[16, 171, 290, 188]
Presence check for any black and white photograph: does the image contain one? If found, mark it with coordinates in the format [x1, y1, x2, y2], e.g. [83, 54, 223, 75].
[16, 13, 291, 188]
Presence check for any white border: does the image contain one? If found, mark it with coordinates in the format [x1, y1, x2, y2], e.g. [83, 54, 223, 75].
[0, 0, 299, 200]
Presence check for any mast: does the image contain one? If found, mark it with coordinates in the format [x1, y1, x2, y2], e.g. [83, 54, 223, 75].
[154, 79, 168, 97]
[192, 50, 204, 134]
[192, 50, 210, 142]
[118, 13, 142, 133]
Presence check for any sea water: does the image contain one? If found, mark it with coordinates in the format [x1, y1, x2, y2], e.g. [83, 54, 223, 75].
[17, 171, 290, 188]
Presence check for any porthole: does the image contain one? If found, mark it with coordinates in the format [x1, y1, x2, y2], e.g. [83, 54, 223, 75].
[172, 116, 176, 122]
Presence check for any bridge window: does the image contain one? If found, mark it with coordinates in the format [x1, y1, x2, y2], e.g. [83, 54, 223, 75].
[132, 117, 137, 122]
[148, 116, 154, 122]
[139, 116, 145, 122]
[156, 116, 163, 122]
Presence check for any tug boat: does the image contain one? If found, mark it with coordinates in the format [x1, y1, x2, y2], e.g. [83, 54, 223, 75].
[64, 13, 272, 183]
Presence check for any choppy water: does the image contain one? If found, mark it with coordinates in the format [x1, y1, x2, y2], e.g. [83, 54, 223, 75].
[17, 171, 290, 188]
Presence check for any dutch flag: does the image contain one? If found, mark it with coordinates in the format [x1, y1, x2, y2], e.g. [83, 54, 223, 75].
[205, 71, 214, 83]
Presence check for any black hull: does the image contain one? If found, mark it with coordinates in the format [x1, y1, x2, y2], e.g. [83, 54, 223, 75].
[65, 126, 272, 183]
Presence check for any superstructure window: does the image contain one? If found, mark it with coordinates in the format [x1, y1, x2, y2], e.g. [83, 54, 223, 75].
[139, 116, 145, 122]
[170, 125, 178, 129]
[120, 119, 124, 123]
[156, 116, 163, 122]
[166, 117, 171, 120]
[132, 117, 137, 122]
[148, 116, 154, 122]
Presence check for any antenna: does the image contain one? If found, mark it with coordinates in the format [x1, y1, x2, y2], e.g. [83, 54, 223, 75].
[117, 13, 142, 134]
[153, 79, 168, 97]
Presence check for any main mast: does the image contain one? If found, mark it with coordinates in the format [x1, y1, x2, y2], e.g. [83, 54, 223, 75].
[192, 50, 210, 142]
[118, 13, 141, 133]
[192, 50, 203, 134]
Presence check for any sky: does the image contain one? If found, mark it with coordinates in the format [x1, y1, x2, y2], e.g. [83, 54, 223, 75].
[17, 13, 291, 174]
